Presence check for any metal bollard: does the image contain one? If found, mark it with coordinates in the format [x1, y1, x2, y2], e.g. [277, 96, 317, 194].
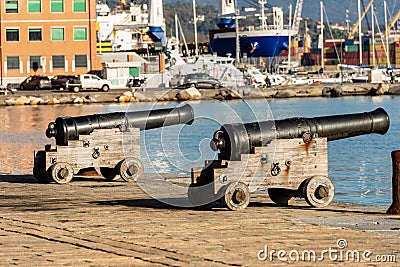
[387, 150, 400, 215]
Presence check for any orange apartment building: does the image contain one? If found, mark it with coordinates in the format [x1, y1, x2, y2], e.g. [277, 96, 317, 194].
[0, 0, 101, 83]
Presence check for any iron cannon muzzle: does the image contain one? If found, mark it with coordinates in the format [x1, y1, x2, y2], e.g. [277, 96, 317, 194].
[212, 108, 390, 161]
[46, 104, 194, 145]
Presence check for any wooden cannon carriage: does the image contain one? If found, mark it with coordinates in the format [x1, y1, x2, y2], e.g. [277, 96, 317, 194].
[33, 104, 194, 184]
[189, 108, 390, 211]
[33, 127, 142, 184]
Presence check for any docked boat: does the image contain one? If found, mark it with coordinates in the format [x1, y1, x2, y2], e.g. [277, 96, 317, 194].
[165, 38, 246, 88]
[209, 0, 303, 58]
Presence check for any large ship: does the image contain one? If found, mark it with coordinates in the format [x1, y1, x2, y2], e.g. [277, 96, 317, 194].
[209, 0, 303, 58]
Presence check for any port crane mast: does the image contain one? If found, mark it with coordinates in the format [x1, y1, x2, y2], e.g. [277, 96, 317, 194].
[292, 0, 304, 34]
[348, 0, 374, 40]
[383, 9, 400, 36]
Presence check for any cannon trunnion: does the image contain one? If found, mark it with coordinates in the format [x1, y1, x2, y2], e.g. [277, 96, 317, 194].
[33, 105, 194, 184]
[191, 108, 390, 211]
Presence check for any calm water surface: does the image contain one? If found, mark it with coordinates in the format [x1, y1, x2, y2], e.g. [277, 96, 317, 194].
[1, 96, 399, 206]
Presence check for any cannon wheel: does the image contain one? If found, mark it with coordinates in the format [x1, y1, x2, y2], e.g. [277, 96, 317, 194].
[118, 157, 144, 182]
[223, 182, 250, 211]
[49, 162, 74, 184]
[33, 151, 52, 183]
[302, 176, 335, 208]
[268, 188, 296, 206]
[100, 167, 118, 181]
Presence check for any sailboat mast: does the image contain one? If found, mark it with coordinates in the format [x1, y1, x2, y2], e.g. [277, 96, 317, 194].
[384, 0, 390, 68]
[372, 4, 376, 68]
[234, 0, 240, 63]
[175, 14, 179, 41]
[358, 0, 363, 66]
[320, 2, 324, 70]
[288, 3, 292, 73]
[177, 17, 189, 56]
[192, 0, 199, 56]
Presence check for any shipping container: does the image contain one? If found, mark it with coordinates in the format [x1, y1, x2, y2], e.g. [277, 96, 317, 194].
[310, 48, 321, 54]
[345, 45, 358, 52]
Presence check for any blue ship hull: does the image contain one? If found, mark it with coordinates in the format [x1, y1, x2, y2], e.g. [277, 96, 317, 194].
[210, 34, 289, 58]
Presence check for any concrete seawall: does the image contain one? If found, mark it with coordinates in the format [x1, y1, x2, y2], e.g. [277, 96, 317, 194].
[2, 83, 400, 106]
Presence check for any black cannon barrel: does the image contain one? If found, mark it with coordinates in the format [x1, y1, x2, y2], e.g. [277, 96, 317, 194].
[46, 104, 194, 145]
[212, 108, 390, 160]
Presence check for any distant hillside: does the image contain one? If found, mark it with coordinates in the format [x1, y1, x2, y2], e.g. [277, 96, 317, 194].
[106, 1, 400, 24]
[104, 1, 400, 42]
[164, 0, 400, 24]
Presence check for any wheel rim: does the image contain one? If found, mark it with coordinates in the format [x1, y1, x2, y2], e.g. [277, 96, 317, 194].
[119, 158, 144, 182]
[50, 162, 74, 184]
[303, 176, 335, 208]
[224, 182, 250, 211]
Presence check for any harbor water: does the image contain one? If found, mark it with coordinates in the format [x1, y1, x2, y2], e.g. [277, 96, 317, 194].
[1, 96, 399, 206]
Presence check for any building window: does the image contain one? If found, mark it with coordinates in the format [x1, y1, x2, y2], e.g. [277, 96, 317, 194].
[30, 56, 42, 70]
[73, 0, 86, 12]
[29, 28, 42, 41]
[51, 0, 63, 12]
[52, 55, 65, 69]
[75, 55, 87, 68]
[28, 0, 41, 13]
[7, 56, 20, 70]
[5, 0, 18, 13]
[51, 28, 64, 41]
[6, 29, 19, 42]
[74, 27, 87, 41]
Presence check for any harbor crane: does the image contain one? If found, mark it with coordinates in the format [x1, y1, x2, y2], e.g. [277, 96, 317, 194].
[348, 0, 374, 40]
[292, 0, 304, 34]
[383, 9, 400, 36]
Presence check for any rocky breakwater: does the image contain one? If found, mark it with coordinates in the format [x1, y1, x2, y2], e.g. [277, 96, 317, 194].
[156, 87, 244, 102]
[4, 95, 98, 105]
[0, 91, 110, 106]
[268, 83, 400, 98]
[116, 91, 156, 102]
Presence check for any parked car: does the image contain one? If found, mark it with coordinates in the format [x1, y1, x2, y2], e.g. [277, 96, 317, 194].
[19, 76, 52, 90]
[183, 73, 221, 89]
[51, 75, 78, 90]
[65, 74, 112, 92]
